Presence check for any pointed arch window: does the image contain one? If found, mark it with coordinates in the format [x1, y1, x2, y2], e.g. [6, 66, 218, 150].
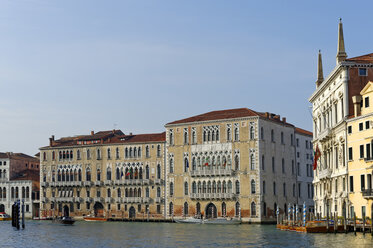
[107, 148, 111, 159]
[251, 179, 256, 194]
[250, 126, 255, 140]
[157, 164, 161, 179]
[184, 202, 188, 216]
[235, 180, 240, 194]
[157, 145, 161, 157]
[184, 158, 189, 173]
[106, 167, 112, 181]
[251, 202, 256, 216]
[184, 182, 188, 195]
[116, 147, 120, 159]
[170, 182, 174, 196]
[86, 168, 91, 181]
[235, 155, 239, 170]
[235, 202, 240, 217]
[169, 202, 173, 216]
[169, 158, 174, 173]
[192, 182, 196, 194]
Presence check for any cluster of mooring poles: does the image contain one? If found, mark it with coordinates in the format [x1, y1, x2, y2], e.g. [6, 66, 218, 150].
[11, 199, 25, 230]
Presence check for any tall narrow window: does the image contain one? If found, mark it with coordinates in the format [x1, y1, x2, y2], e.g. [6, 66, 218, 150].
[157, 145, 161, 157]
[184, 128, 188, 145]
[260, 127, 264, 140]
[192, 128, 196, 144]
[271, 130, 274, 142]
[170, 182, 174, 196]
[250, 126, 255, 140]
[184, 182, 188, 195]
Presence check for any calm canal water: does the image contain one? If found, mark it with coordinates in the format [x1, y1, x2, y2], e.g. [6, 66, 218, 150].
[1, 221, 372, 248]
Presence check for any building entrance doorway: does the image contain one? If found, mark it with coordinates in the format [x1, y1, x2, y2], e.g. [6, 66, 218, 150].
[94, 202, 104, 217]
[63, 205, 69, 217]
[129, 206, 136, 219]
[205, 203, 217, 219]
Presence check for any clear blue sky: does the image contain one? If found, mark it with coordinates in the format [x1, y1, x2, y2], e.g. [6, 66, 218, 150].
[1, 0, 372, 155]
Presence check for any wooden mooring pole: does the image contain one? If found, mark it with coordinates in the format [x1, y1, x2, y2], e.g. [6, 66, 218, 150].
[334, 213, 337, 234]
[354, 213, 357, 236]
[343, 215, 347, 234]
[363, 215, 365, 235]
[326, 212, 329, 233]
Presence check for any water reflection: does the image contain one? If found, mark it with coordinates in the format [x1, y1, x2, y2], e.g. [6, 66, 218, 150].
[1, 221, 372, 248]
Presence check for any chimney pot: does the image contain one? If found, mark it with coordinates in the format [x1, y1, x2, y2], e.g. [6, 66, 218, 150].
[130, 132, 133, 135]
[282, 117, 286, 123]
[91, 130, 94, 135]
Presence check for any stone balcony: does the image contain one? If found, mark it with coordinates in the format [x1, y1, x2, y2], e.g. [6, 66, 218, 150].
[104, 180, 112, 186]
[190, 168, 234, 177]
[85, 197, 93, 202]
[105, 197, 113, 203]
[317, 127, 331, 141]
[155, 197, 164, 203]
[318, 168, 332, 180]
[190, 192, 236, 199]
[83, 181, 93, 187]
[41, 182, 49, 187]
[55, 197, 74, 202]
[123, 197, 142, 204]
[154, 179, 163, 185]
[94, 197, 104, 202]
[95, 181, 103, 186]
[142, 197, 151, 204]
[74, 197, 83, 202]
[362, 189, 373, 198]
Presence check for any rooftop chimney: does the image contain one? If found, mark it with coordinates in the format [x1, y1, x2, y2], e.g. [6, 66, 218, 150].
[352, 95, 362, 117]
[129, 132, 133, 135]
[282, 117, 286, 123]
[91, 130, 94, 135]
[49, 135, 55, 146]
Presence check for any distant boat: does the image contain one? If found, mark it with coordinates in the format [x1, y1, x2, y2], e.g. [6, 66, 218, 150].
[0, 212, 11, 221]
[203, 218, 242, 225]
[53, 216, 75, 225]
[83, 215, 108, 222]
[174, 217, 202, 224]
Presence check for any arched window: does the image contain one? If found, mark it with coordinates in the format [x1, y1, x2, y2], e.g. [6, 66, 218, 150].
[251, 179, 256, 194]
[116, 147, 120, 159]
[97, 149, 101, 160]
[22, 187, 25, 198]
[251, 202, 256, 216]
[235, 202, 240, 217]
[184, 158, 189, 173]
[196, 202, 201, 215]
[62, 170, 65, 181]
[234, 127, 239, 141]
[11, 187, 14, 199]
[227, 126, 231, 141]
[157, 145, 161, 157]
[138, 147, 141, 157]
[169, 158, 174, 173]
[198, 182, 202, 193]
[184, 182, 188, 195]
[145, 187, 149, 197]
[216, 130, 219, 141]
[184, 131, 188, 144]
[59, 151, 62, 160]
[144, 166, 149, 179]
[57, 170, 61, 181]
[250, 126, 255, 140]
[222, 202, 226, 216]
[271, 129, 274, 142]
[157, 187, 161, 197]
[107, 148, 111, 159]
[43, 152, 46, 161]
[169, 130, 174, 145]
[70, 150, 73, 159]
[260, 127, 264, 140]
[139, 167, 143, 179]
[3, 187, 6, 199]
[234, 155, 239, 170]
[125, 148, 128, 158]
[169, 202, 173, 216]
[107, 188, 111, 197]
[192, 157, 196, 171]
[212, 130, 215, 141]
[70, 170, 73, 181]
[133, 147, 137, 158]
[52, 170, 55, 182]
[227, 181, 232, 193]
[97, 169, 101, 181]
[250, 154, 255, 170]
[86, 168, 91, 181]
[170, 182, 174, 196]
[203, 181, 207, 193]
[217, 181, 221, 193]
[192, 182, 196, 194]
[117, 188, 121, 197]
[116, 167, 120, 180]
[208, 181, 212, 193]
[15, 187, 19, 198]
[222, 181, 227, 193]
[184, 202, 188, 216]
[106, 167, 112, 180]
[87, 149, 91, 159]
[157, 164, 161, 179]
[192, 129, 196, 144]
[26, 187, 30, 199]
[235, 180, 240, 194]
[145, 146, 150, 158]
[212, 181, 217, 193]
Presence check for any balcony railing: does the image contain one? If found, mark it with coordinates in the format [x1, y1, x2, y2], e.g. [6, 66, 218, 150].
[55, 197, 74, 202]
[94, 197, 104, 202]
[41, 182, 49, 187]
[105, 197, 113, 203]
[318, 168, 331, 180]
[74, 197, 83, 202]
[362, 189, 373, 198]
[190, 192, 236, 199]
[318, 127, 331, 141]
[84, 181, 93, 187]
[85, 197, 93, 202]
[104, 180, 112, 186]
[155, 197, 164, 203]
[154, 179, 163, 185]
[95, 181, 103, 186]
[123, 197, 142, 204]
[142, 197, 151, 204]
[190, 168, 234, 177]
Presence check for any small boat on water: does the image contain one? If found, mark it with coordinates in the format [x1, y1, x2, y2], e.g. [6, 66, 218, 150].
[53, 216, 75, 225]
[0, 212, 12, 221]
[83, 215, 108, 222]
[174, 217, 202, 224]
[203, 218, 242, 225]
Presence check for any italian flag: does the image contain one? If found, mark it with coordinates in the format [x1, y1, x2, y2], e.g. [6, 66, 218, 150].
[204, 157, 209, 166]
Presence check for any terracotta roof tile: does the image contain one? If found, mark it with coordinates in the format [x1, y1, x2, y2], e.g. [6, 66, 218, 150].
[346, 53, 373, 63]
[295, 127, 313, 136]
[111, 132, 166, 144]
[10, 169, 40, 182]
[0, 152, 39, 162]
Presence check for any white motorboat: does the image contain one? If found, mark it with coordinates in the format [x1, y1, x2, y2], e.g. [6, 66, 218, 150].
[174, 217, 203, 224]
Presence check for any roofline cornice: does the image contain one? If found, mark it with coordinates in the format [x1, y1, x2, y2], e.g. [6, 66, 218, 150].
[164, 116, 260, 128]
[39, 141, 166, 150]
[347, 112, 373, 123]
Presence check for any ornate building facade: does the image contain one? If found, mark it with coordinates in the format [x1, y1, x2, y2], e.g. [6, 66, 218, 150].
[0, 152, 40, 218]
[165, 108, 307, 223]
[39, 130, 166, 219]
[347, 81, 373, 219]
[309, 19, 373, 218]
